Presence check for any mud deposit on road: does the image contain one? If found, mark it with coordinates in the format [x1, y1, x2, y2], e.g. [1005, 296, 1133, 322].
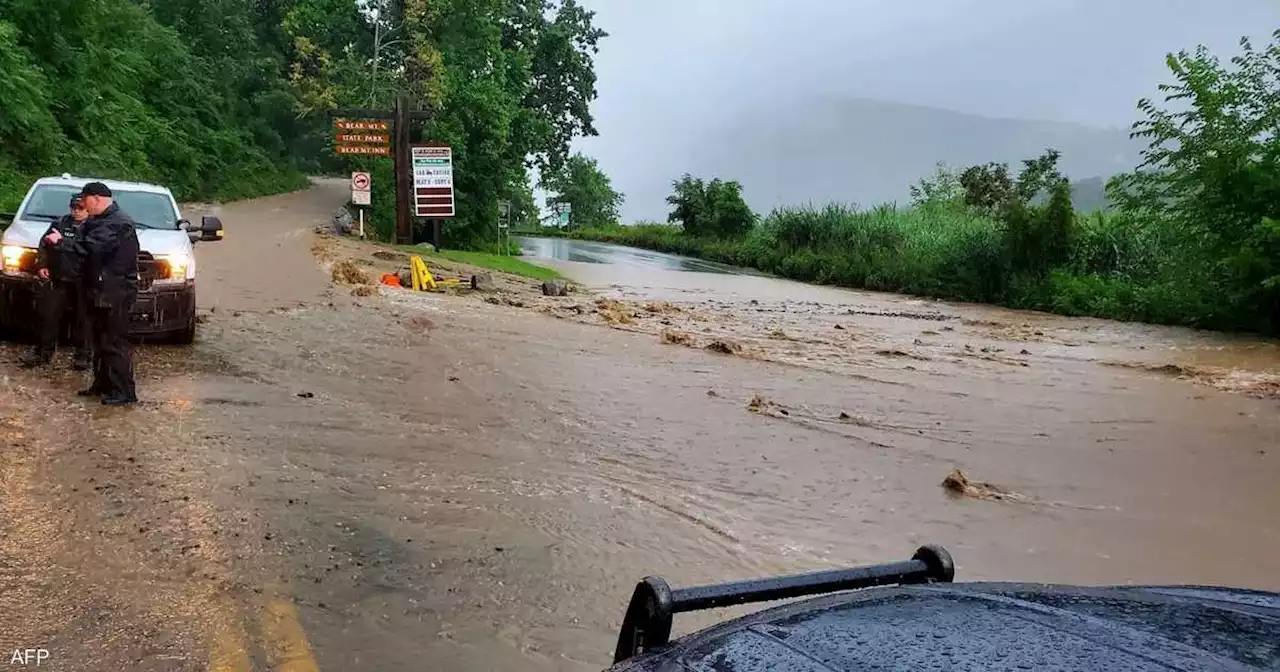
[2, 182, 1278, 671]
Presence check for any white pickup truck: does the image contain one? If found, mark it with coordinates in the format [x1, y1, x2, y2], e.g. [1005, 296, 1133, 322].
[0, 174, 223, 344]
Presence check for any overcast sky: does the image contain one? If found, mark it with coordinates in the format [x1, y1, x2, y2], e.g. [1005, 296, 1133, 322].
[569, 0, 1280, 220]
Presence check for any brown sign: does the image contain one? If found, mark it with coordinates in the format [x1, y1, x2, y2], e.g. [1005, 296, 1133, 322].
[334, 120, 390, 132]
[414, 187, 455, 217]
[335, 145, 390, 156]
[335, 133, 389, 145]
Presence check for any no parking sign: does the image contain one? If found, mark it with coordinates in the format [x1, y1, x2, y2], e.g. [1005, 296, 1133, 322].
[351, 172, 371, 206]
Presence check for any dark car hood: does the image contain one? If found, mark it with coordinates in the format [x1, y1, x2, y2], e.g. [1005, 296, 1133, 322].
[609, 582, 1280, 671]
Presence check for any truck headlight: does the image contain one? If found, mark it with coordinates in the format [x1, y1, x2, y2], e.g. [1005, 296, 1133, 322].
[1, 245, 35, 274]
[156, 253, 191, 282]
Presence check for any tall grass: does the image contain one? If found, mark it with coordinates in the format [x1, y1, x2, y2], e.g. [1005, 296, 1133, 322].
[569, 202, 1257, 332]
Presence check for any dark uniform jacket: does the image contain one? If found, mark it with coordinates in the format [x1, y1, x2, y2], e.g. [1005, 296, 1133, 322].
[36, 215, 88, 283]
[74, 203, 139, 306]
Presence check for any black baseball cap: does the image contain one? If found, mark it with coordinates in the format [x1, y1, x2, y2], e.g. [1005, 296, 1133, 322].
[80, 182, 112, 197]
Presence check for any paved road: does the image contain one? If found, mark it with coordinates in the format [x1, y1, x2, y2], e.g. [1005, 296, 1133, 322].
[1, 179, 1276, 671]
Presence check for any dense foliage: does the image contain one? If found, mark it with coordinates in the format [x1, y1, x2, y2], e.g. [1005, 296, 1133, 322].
[572, 32, 1280, 334]
[540, 153, 623, 229]
[665, 174, 755, 238]
[327, 0, 608, 246]
[0, 0, 607, 251]
[0, 0, 312, 209]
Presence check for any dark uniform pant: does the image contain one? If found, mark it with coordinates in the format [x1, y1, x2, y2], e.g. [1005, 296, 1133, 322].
[90, 295, 136, 400]
[35, 279, 91, 360]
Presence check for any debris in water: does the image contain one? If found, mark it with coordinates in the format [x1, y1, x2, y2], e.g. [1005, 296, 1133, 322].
[660, 329, 694, 346]
[595, 298, 634, 325]
[876, 348, 930, 361]
[296, 392, 314, 399]
[746, 394, 789, 417]
[404, 316, 434, 333]
[768, 329, 789, 340]
[706, 390, 718, 397]
[834, 324, 845, 330]
[331, 259, 371, 285]
[643, 301, 680, 314]
[350, 285, 377, 297]
[1020, 349, 1031, 355]
[448, 376, 460, 382]
[704, 340, 742, 355]
[941, 469, 1019, 501]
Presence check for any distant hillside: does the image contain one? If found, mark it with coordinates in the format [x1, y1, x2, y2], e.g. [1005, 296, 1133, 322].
[1070, 176, 1112, 212]
[622, 98, 1141, 219]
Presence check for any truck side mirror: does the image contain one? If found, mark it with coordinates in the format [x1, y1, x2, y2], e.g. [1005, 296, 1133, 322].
[178, 219, 199, 243]
[200, 216, 224, 242]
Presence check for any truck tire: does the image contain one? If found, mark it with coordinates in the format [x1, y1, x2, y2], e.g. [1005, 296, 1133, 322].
[171, 314, 196, 345]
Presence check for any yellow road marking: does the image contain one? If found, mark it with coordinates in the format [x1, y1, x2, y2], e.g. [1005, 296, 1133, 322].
[260, 599, 322, 672]
[207, 595, 252, 672]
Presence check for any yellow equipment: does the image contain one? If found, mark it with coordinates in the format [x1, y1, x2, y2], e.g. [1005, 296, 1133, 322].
[409, 255, 436, 291]
[408, 255, 464, 292]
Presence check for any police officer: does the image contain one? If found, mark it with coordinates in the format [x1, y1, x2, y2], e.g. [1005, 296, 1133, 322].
[21, 194, 92, 369]
[45, 182, 139, 405]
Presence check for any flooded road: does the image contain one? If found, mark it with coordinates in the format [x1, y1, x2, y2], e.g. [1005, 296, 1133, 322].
[516, 235, 754, 274]
[0, 188, 1277, 671]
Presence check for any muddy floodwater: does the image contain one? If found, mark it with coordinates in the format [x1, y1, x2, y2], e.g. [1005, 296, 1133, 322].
[0, 185, 1277, 671]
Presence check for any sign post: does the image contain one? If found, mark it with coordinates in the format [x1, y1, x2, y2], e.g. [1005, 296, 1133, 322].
[411, 144, 455, 250]
[498, 200, 511, 255]
[330, 98, 433, 245]
[553, 202, 572, 228]
[350, 171, 371, 239]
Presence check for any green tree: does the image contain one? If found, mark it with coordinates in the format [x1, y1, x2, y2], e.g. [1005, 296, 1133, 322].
[666, 174, 755, 237]
[909, 162, 965, 208]
[541, 153, 622, 228]
[0, 0, 307, 208]
[1110, 30, 1280, 330]
[284, 0, 607, 245]
[959, 162, 1014, 212]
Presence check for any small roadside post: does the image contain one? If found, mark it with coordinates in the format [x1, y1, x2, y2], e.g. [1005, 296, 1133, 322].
[498, 200, 511, 255]
[350, 171, 372, 239]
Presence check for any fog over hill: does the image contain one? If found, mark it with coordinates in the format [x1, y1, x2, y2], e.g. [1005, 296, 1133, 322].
[573, 0, 1280, 222]
[672, 98, 1140, 215]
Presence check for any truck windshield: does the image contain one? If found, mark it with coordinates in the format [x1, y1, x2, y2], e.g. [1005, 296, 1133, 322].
[19, 184, 179, 230]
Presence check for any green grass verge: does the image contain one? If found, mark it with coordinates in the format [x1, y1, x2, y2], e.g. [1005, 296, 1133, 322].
[396, 246, 565, 282]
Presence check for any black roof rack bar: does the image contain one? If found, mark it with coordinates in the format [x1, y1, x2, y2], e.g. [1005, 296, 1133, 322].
[613, 545, 954, 664]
